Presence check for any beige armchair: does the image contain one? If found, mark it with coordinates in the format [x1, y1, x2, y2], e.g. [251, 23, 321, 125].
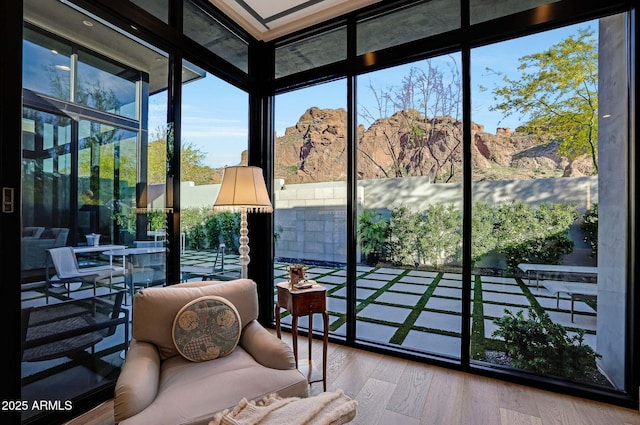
[114, 279, 309, 425]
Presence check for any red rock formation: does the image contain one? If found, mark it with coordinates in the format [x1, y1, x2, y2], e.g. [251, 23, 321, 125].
[236, 107, 595, 183]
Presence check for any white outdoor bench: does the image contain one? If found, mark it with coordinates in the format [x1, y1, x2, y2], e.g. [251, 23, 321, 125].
[518, 263, 598, 288]
[540, 280, 597, 322]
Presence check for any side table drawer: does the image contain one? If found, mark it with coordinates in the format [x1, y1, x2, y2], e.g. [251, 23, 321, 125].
[291, 291, 326, 315]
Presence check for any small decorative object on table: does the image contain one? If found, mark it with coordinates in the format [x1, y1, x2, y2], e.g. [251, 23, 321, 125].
[287, 264, 307, 286]
[86, 233, 101, 246]
[294, 279, 315, 289]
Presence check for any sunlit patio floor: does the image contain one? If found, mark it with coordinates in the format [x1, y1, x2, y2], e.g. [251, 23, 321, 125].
[21, 248, 598, 359]
[270, 262, 597, 358]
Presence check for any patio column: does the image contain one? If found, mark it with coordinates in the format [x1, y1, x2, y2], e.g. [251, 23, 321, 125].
[596, 13, 629, 390]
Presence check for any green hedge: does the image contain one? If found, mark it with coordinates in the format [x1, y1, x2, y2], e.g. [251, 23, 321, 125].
[580, 203, 598, 257]
[181, 207, 240, 252]
[362, 200, 579, 271]
[387, 204, 461, 267]
[476, 200, 578, 273]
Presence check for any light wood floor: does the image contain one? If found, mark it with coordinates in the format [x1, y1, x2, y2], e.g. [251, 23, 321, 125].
[66, 330, 640, 425]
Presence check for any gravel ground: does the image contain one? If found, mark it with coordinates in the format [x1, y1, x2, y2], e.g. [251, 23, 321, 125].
[484, 350, 613, 388]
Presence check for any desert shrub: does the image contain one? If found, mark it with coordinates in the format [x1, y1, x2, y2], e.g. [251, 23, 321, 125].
[492, 307, 601, 379]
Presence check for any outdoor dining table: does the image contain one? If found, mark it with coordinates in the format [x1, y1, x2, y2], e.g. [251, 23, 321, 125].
[517, 263, 598, 288]
[102, 247, 166, 268]
[102, 247, 167, 303]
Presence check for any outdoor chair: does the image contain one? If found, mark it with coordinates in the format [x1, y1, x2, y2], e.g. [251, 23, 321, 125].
[180, 242, 226, 282]
[45, 247, 124, 303]
[21, 290, 128, 363]
[123, 248, 167, 304]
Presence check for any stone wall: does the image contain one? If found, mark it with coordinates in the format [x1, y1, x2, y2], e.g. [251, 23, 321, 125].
[274, 182, 363, 264]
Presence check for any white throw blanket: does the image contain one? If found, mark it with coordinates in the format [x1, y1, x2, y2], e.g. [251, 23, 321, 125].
[208, 390, 357, 425]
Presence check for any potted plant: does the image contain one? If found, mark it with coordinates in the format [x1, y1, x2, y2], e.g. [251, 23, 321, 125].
[357, 209, 390, 265]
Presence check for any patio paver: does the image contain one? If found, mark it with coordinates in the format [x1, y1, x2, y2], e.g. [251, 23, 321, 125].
[406, 270, 439, 278]
[438, 279, 463, 288]
[365, 272, 402, 281]
[397, 275, 433, 285]
[356, 278, 388, 289]
[318, 275, 347, 284]
[402, 330, 461, 358]
[389, 282, 428, 294]
[375, 267, 406, 275]
[481, 282, 522, 294]
[425, 296, 462, 313]
[414, 310, 462, 333]
[357, 303, 412, 324]
[483, 302, 529, 319]
[482, 291, 529, 305]
[356, 321, 398, 343]
[433, 286, 463, 298]
[327, 296, 346, 313]
[333, 287, 377, 300]
[376, 291, 422, 306]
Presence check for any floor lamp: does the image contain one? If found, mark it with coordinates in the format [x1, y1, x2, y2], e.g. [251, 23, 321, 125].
[213, 166, 273, 279]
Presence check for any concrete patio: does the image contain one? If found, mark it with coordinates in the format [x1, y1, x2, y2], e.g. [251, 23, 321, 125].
[271, 262, 597, 359]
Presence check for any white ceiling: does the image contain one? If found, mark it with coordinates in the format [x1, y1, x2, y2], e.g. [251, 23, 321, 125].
[208, 0, 382, 41]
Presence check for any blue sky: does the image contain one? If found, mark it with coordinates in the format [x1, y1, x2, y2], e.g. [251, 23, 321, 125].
[151, 20, 596, 169]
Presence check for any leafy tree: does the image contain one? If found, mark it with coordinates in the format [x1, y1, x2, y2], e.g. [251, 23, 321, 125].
[492, 200, 577, 272]
[484, 27, 598, 172]
[147, 129, 219, 185]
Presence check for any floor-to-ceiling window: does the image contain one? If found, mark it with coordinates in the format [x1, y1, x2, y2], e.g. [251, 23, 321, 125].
[470, 12, 628, 391]
[355, 55, 464, 357]
[179, 68, 249, 280]
[7, 0, 636, 421]
[178, 0, 251, 283]
[273, 79, 348, 337]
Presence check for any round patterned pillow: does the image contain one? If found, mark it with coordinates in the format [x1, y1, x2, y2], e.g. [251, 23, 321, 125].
[172, 295, 242, 362]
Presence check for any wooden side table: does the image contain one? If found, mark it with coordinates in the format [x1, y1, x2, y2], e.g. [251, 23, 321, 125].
[275, 281, 328, 391]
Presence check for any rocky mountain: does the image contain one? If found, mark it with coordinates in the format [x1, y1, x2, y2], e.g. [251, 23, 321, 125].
[272, 107, 594, 184]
